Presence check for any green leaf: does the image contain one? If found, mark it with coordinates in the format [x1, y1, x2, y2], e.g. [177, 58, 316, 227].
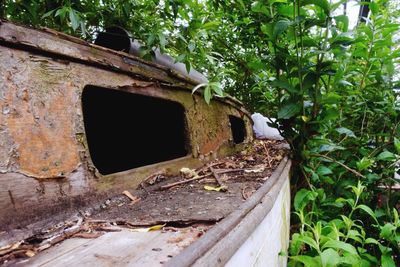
[69, 9, 79, 31]
[41, 9, 55, 19]
[204, 86, 212, 104]
[336, 127, 356, 138]
[364, 238, 380, 245]
[356, 204, 377, 222]
[210, 82, 224, 97]
[321, 248, 340, 267]
[323, 92, 341, 104]
[290, 255, 320, 267]
[55, 7, 68, 21]
[202, 21, 220, 30]
[319, 144, 345, 152]
[290, 233, 303, 255]
[334, 15, 349, 32]
[322, 240, 358, 255]
[270, 0, 288, 3]
[273, 20, 292, 40]
[297, 235, 320, 251]
[188, 41, 196, 53]
[158, 33, 166, 51]
[277, 4, 294, 17]
[277, 103, 301, 119]
[394, 137, 400, 154]
[251, 1, 269, 15]
[356, 157, 374, 171]
[260, 23, 273, 37]
[376, 151, 396, 161]
[301, 0, 330, 15]
[271, 80, 297, 94]
[368, 2, 379, 16]
[338, 80, 353, 87]
[294, 189, 317, 211]
[316, 166, 333, 176]
[381, 254, 396, 267]
[380, 223, 396, 239]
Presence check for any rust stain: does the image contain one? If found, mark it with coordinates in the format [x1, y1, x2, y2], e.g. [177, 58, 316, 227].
[4, 77, 80, 178]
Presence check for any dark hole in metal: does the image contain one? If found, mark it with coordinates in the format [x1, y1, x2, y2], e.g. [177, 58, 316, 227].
[94, 26, 131, 53]
[82, 85, 188, 175]
[229, 115, 246, 144]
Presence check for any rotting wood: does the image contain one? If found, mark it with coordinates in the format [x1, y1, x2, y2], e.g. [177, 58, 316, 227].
[164, 157, 290, 267]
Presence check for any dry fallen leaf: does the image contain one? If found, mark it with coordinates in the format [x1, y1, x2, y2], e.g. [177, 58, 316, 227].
[180, 167, 198, 179]
[244, 165, 265, 173]
[130, 224, 166, 233]
[204, 185, 227, 192]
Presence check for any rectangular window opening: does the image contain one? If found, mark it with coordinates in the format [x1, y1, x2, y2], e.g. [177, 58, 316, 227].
[82, 85, 189, 175]
[229, 115, 246, 144]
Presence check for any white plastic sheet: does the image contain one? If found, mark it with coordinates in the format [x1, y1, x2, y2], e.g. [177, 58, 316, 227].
[251, 113, 283, 140]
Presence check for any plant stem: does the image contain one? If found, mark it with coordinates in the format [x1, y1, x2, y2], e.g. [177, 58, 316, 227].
[310, 154, 366, 178]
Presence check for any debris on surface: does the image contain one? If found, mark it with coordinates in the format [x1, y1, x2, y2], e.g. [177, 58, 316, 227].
[180, 167, 198, 179]
[122, 190, 141, 205]
[0, 139, 288, 265]
[204, 185, 227, 192]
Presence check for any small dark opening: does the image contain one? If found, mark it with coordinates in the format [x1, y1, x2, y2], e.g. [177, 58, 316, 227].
[82, 85, 188, 175]
[94, 26, 131, 53]
[229, 115, 246, 144]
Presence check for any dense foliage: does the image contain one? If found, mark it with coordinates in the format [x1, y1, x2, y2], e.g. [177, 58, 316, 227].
[1, 0, 399, 265]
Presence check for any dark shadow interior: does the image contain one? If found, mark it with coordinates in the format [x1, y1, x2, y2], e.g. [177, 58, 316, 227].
[82, 85, 188, 175]
[229, 115, 246, 144]
[94, 26, 131, 52]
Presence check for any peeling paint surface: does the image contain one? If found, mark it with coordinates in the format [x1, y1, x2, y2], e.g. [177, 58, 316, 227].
[0, 21, 253, 233]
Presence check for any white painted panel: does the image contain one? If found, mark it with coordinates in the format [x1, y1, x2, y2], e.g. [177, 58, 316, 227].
[225, 178, 290, 267]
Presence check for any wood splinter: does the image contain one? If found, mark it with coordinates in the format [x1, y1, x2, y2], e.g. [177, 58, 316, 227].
[210, 167, 228, 191]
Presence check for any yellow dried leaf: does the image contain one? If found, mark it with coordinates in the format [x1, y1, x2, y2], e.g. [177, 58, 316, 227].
[130, 224, 166, 232]
[301, 115, 310, 122]
[204, 185, 227, 192]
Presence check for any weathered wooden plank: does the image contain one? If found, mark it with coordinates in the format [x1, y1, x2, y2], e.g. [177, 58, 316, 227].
[23, 229, 200, 267]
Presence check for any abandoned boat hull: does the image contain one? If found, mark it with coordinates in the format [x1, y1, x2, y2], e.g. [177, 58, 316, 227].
[0, 20, 253, 240]
[0, 20, 291, 266]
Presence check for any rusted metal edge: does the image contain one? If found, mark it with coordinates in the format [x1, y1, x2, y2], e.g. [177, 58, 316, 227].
[165, 157, 291, 267]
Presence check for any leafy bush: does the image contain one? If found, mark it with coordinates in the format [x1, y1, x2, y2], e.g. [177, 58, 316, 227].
[2, 0, 399, 265]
